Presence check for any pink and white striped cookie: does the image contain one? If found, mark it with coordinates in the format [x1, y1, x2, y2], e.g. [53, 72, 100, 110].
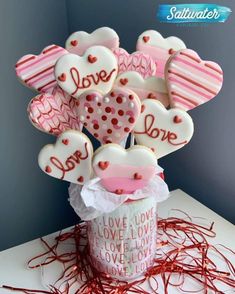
[165, 49, 223, 111]
[15, 45, 68, 94]
[66, 27, 119, 56]
[28, 86, 80, 136]
[136, 30, 186, 78]
[112, 48, 157, 78]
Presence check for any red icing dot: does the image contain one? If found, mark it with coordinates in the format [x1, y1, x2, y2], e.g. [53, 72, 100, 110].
[111, 118, 118, 125]
[94, 133, 99, 138]
[97, 102, 101, 107]
[102, 115, 107, 121]
[110, 92, 115, 97]
[129, 95, 134, 100]
[86, 95, 93, 101]
[107, 129, 112, 134]
[118, 110, 124, 116]
[86, 115, 90, 119]
[116, 96, 122, 104]
[88, 107, 93, 113]
[94, 124, 99, 130]
[105, 107, 111, 113]
[124, 127, 130, 133]
[129, 117, 135, 123]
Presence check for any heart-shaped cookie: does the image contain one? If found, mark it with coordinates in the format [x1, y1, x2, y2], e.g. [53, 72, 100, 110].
[134, 99, 194, 159]
[165, 49, 223, 111]
[55, 46, 118, 98]
[115, 71, 169, 107]
[38, 130, 93, 184]
[93, 144, 156, 194]
[136, 30, 186, 78]
[28, 86, 80, 136]
[77, 87, 141, 144]
[112, 48, 157, 78]
[66, 27, 119, 55]
[15, 45, 68, 94]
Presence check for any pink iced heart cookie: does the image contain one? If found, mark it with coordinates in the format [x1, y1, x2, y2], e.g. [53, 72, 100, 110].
[165, 49, 223, 111]
[115, 71, 170, 107]
[136, 30, 186, 78]
[55, 46, 118, 98]
[38, 130, 93, 184]
[78, 87, 141, 144]
[112, 48, 157, 78]
[15, 45, 68, 94]
[28, 86, 80, 136]
[93, 144, 156, 194]
[134, 99, 194, 159]
[66, 27, 119, 55]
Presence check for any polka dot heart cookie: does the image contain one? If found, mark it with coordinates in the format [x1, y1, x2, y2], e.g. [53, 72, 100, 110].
[77, 87, 141, 144]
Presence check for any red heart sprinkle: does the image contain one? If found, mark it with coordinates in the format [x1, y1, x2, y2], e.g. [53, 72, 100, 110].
[120, 78, 128, 85]
[58, 73, 66, 82]
[45, 166, 51, 173]
[173, 115, 182, 123]
[77, 176, 84, 182]
[143, 36, 150, 43]
[88, 54, 97, 63]
[134, 173, 142, 180]
[70, 40, 78, 46]
[98, 161, 109, 170]
[147, 93, 157, 99]
[115, 189, 124, 195]
[168, 48, 176, 55]
[62, 139, 69, 145]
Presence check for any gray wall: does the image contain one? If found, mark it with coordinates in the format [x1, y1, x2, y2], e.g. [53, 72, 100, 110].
[0, 0, 234, 251]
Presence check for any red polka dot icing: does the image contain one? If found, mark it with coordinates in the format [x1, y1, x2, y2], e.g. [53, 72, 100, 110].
[78, 87, 141, 144]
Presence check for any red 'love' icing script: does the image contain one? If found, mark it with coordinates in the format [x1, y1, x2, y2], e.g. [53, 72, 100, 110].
[134, 114, 187, 146]
[49, 142, 89, 179]
[68, 67, 117, 96]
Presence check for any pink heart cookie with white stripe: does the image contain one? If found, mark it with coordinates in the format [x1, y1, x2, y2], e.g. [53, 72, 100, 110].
[165, 49, 223, 111]
[136, 30, 186, 78]
[78, 87, 141, 144]
[112, 48, 157, 78]
[28, 86, 80, 136]
[93, 144, 156, 194]
[66, 27, 119, 56]
[15, 45, 68, 94]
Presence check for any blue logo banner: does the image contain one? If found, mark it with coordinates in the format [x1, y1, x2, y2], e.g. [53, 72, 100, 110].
[157, 4, 231, 23]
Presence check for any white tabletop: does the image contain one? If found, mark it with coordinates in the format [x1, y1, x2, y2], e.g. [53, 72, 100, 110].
[0, 189, 234, 293]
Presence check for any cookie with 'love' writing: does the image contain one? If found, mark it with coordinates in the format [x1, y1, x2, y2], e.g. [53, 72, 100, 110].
[93, 144, 157, 194]
[134, 99, 194, 159]
[55, 46, 118, 98]
[38, 130, 93, 184]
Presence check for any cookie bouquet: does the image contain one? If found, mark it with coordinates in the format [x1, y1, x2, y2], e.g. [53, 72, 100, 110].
[15, 27, 223, 281]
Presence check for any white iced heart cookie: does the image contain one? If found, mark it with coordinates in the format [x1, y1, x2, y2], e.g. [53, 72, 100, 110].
[136, 30, 186, 78]
[38, 130, 93, 184]
[134, 99, 194, 159]
[55, 46, 118, 98]
[93, 144, 157, 194]
[66, 27, 119, 55]
[115, 71, 169, 107]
